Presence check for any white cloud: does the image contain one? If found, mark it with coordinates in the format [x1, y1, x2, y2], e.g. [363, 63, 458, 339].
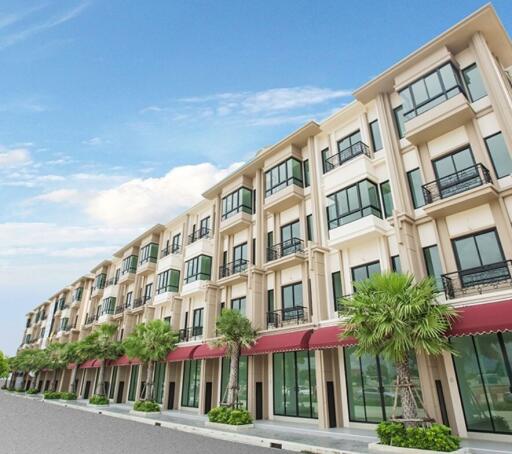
[0, 148, 31, 167]
[86, 162, 243, 226]
[29, 188, 80, 204]
[82, 136, 109, 146]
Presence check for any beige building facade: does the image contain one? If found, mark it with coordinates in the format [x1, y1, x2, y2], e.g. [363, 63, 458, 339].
[19, 4, 512, 442]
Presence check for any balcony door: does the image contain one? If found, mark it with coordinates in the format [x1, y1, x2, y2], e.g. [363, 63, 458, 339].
[432, 147, 479, 199]
[280, 220, 300, 256]
[452, 229, 509, 288]
[192, 308, 203, 337]
[233, 242, 247, 273]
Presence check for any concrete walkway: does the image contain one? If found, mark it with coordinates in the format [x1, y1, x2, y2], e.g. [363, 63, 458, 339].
[6, 392, 512, 454]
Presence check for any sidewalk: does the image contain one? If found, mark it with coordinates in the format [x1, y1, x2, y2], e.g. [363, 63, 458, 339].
[9, 393, 512, 454]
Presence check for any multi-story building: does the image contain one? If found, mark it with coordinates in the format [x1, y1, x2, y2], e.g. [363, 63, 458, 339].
[18, 4, 512, 441]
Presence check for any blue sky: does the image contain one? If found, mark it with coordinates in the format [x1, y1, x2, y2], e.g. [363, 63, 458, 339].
[1, 0, 511, 355]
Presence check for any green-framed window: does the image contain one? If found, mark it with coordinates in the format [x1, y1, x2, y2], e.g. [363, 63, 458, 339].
[184, 255, 212, 283]
[221, 187, 253, 220]
[140, 242, 159, 264]
[109, 367, 118, 399]
[462, 63, 487, 103]
[154, 362, 166, 404]
[265, 157, 303, 197]
[128, 365, 139, 401]
[231, 297, 246, 315]
[407, 168, 426, 208]
[380, 180, 393, 218]
[101, 297, 116, 315]
[332, 271, 343, 311]
[485, 132, 512, 179]
[181, 360, 201, 408]
[122, 255, 138, 274]
[369, 120, 383, 151]
[94, 273, 106, 289]
[157, 268, 180, 294]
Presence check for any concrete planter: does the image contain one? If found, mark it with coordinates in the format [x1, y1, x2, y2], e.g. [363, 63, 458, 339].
[87, 403, 109, 408]
[368, 443, 469, 454]
[130, 410, 161, 417]
[205, 421, 254, 431]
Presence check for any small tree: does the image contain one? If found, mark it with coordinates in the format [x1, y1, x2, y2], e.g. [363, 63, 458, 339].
[82, 323, 123, 397]
[15, 349, 47, 390]
[0, 351, 10, 384]
[339, 273, 457, 424]
[62, 341, 89, 393]
[45, 343, 67, 391]
[211, 309, 256, 408]
[123, 320, 178, 402]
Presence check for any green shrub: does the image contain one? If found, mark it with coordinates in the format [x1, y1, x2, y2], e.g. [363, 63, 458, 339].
[7, 387, 15, 392]
[133, 400, 160, 412]
[89, 394, 109, 405]
[15, 389, 25, 393]
[60, 392, 77, 400]
[26, 388, 39, 395]
[208, 406, 252, 425]
[43, 391, 62, 399]
[377, 421, 460, 452]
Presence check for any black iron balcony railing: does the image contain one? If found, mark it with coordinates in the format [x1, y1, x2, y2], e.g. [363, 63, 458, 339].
[187, 227, 212, 244]
[267, 306, 308, 329]
[219, 259, 249, 279]
[324, 141, 370, 172]
[85, 314, 97, 325]
[178, 326, 203, 342]
[442, 260, 512, 299]
[114, 305, 124, 314]
[422, 163, 492, 205]
[327, 203, 382, 230]
[267, 238, 304, 262]
[160, 244, 182, 258]
[105, 277, 115, 287]
[132, 297, 144, 309]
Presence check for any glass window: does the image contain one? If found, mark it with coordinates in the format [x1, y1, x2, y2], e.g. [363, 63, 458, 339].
[423, 245, 443, 291]
[327, 179, 382, 230]
[122, 256, 137, 274]
[380, 180, 393, 218]
[140, 242, 158, 264]
[109, 367, 117, 399]
[154, 362, 166, 404]
[128, 365, 139, 401]
[332, 271, 343, 310]
[393, 106, 406, 139]
[462, 64, 487, 102]
[157, 269, 180, 294]
[192, 308, 203, 335]
[221, 187, 253, 220]
[231, 297, 246, 315]
[267, 289, 274, 313]
[282, 282, 303, 311]
[306, 214, 313, 241]
[407, 168, 426, 208]
[181, 360, 201, 408]
[370, 120, 383, 151]
[221, 356, 248, 408]
[351, 261, 381, 289]
[184, 255, 212, 283]
[273, 351, 317, 418]
[171, 233, 181, 253]
[303, 160, 310, 187]
[485, 133, 512, 179]
[321, 148, 331, 173]
[265, 157, 303, 197]
[391, 255, 401, 273]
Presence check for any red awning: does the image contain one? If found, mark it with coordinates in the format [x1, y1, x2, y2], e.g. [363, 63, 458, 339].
[167, 345, 199, 362]
[309, 325, 356, 350]
[111, 355, 142, 367]
[79, 359, 101, 369]
[450, 300, 512, 337]
[244, 329, 313, 356]
[192, 344, 226, 360]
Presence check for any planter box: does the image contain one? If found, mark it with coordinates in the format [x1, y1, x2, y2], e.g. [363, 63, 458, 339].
[130, 410, 161, 417]
[87, 403, 109, 408]
[368, 442, 469, 454]
[205, 421, 254, 432]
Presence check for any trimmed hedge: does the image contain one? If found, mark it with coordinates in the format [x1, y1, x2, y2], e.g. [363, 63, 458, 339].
[60, 392, 77, 400]
[377, 421, 460, 452]
[43, 391, 62, 400]
[89, 394, 109, 405]
[27, 388, 39, 395]
[133, 400, 160, 412]
[208, 406, 252, 425]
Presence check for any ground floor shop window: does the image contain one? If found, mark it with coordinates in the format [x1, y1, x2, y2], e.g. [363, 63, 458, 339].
[181, 360, 201, 408]
[344, 346, 423, 423]
[154, 362, 166, 404]
[451, 333, 512, 434]
[273, 351, 317, 418]
[220, 356, 248, 408]
[128, 365, 139, 401]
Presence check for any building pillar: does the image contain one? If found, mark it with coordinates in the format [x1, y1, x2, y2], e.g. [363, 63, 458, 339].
[440, 352, 468, 437]
[315, 349, 329, 428]
[308, 246, 329, 323]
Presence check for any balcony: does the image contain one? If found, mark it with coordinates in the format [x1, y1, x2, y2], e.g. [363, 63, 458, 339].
[84, 314, 97, 325]
[328, 211, 389, 249]
[178, 326, 203, 342]
[323, 141, 370, 173]
[265, 238, 305, 271]
[219, 211, 252, 236]
[218, 259, 249, 285]
[137, 258, 157, 275]
[113, 305, 124, 318]
[267, 306, 309, 329]
[90, 285, 104, 298]
[404, 92, 474, 144]
[422, 164, 498, 218]
[118, 269, 136, 285]
[263, 183, 304, 213]
[442, 260, 512, 299]
[160, 244, 182, 259]
[188, 227, 212, 245]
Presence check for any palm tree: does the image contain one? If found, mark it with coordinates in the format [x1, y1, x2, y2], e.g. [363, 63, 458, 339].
[339, 272, 457, 423]
[15, 349, 47, 390]
[82, 323, 123, 397]
[123, 320, 178, 402]
[62, 341, 89, 393]
[0, 351, 9, 380]
[211, 309, 256, 408]
[45, 343, 67, 391]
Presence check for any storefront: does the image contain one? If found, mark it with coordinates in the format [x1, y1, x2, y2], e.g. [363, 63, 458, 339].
[181, 359, 201, 408]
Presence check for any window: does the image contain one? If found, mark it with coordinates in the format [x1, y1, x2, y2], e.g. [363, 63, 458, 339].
[273, 351, 317, 418]
[306, 214, 313, 241]
[181, 360, 201, 408]
[369, 120, 383, 151]
[407, 168, 426, 208]
[184, 255, 212, 283]
[399, 63, 464, 120]
[109, 367, 117, 399]
[171, 233, 181, 253]
[143, 283, 152, 302]
[221, 187, 253, 220]
[338, 130, 362, 154]
[114, 269, 120, 284]
[267, 231, 273, 249]
[303, 160, 310, 187]
[153, 362, 166, 404]
[485, 132, 512, 179]
[122, 255, 137, 274]
[380, 180, 393, 218]
[252, 189, 257, 214]
[331, 271, 343, 310]
[163, 316, 171, 326]
[139, 242, 158, 264]
[231, 297, 246, 315]
[233, 242, 248, 267]
[72, 287, 83, 302]
[391, 255, 402, 273]
[451, 333, 512, 434]
[278, 220, 301, 257]
[423, 245, 444, 291]
[192, 308, 203, 336]
[323, 130, 368, 172]
[221, 356, 248, 408]
[327, 179, 382, 230]
[157, 268, 180, 294]
[101, 297, 116, 315]
[128, 365, 139, 401]
[282, 282, 303, 320]
[321, 148, 330, 174]
[462, 63, 487, 102]
[393, 106, 406, 139]
[94, 273, 106, 289]
[125, 291, 133, 308]
[344, 346, 423, 423]
[265, 157, 303, 197]
[267, 289, 274, 313]
[252, 238, 256, 265]
[351, 261, 380, 287]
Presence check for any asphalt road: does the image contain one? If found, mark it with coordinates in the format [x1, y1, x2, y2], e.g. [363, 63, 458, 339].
[0, 392, 291, 454]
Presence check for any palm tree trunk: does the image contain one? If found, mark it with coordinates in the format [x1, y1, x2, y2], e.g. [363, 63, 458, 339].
[95, 360, 106, 396]
[69, 367, 78, 393]
[32, 371, 39, 390]
[395, 357, 418, 423]
[226, 344, 240, 408]
[145, 361, 155, 401]
[51, 369, 57, 391]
